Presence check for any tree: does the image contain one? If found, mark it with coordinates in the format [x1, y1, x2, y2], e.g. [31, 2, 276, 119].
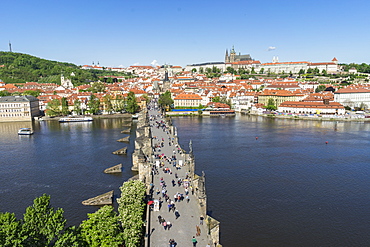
[46, 98, 61, 116]
[54, 226, 86, 247]
[199, 67, 204, 74]
[22, 194, 66, 247]
[0, 90, 11, 96]
[315, 85, 326, 93]
[80, 206, 124, 247]
[125, 91, 139, 114]
[23, 90, 40, 97]
[112, 94, 125, 113]
[226, 67, 235, 74]
[117, 180, 146, 247]
[103, 94, 113, 114]
[88, 94, 101, 114]
[251, 67, 256, 74]
[0, 212, 25, 246]
[73, 99, 82, 115]
[298, 69, 305, 75]
[158, 90, 173, 110]
[61, 97, 69, 116]
[212, 96, 220, 102]
[191, 68, 197, 73]
[265, 98, 277, 110]
[89, 81, 106, 93]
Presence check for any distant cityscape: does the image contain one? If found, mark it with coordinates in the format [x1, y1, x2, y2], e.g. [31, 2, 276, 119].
[1, 47, 370, 122]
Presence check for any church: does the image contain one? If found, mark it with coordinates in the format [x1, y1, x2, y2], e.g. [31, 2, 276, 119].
[224, 46, 253, 63]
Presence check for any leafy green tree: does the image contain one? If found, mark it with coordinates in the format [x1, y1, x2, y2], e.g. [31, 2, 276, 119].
[88, 94, 101, 114]
[73, 99, 82, 115]
[103, 94, 113, 114]
[80, 206, 124, 247]
[226, 67, 235, 74]
[61, 97, 69, 116]
[158, 90, 173, 110]
[315, 85, 327, 93]
[117, 180, 146, 247]
[251, 67, 256, 74]
[22, 194, 66, 247]
[0, 212, 25, 246]
[265, 98, 277, 110]
[212, 96, 220, 102]
[23, 90, 41, 97]
[125, 91, 139, 114]
[191, 68, 197, 73]
[112, 94, 125, 113]
[46, 98, 62, 116]
[0, 90, 11, 96]
[298, 69, 305, 75]
[199, 67, 204, 74]
[54, 226, 86, 247]
[89, 81, 106, 93]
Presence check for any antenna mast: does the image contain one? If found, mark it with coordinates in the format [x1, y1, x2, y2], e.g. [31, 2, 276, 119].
[9, 41, 12, 52]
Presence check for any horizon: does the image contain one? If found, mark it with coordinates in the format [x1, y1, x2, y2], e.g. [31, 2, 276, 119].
[2, 0, 370, 67]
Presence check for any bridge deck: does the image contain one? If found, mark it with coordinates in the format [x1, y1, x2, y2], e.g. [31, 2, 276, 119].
[148, 106, 210, 247]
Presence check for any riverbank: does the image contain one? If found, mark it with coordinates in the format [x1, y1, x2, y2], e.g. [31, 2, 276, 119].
[37, 113, 133, 121]
[244, 112, 370, 122]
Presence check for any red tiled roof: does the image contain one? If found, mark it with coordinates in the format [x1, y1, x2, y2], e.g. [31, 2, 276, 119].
[174, 93, 202, 100]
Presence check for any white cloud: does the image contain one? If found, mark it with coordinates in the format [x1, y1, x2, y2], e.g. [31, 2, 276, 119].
[133, 62, 140, 66]
[151, 59, 158, 66]
[268, 46, 276, 51]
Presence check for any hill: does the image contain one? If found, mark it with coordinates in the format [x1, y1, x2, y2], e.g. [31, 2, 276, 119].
[0, 52, 129, 85]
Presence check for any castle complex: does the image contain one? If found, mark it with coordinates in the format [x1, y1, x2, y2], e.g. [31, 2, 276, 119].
[224, 46, 253, 63]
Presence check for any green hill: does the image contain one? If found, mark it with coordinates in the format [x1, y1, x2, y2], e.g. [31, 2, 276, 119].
[0, 52, 129, 85]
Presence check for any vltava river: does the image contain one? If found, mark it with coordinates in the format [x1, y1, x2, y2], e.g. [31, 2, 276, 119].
[1, 115, 369, 246]
[173, 114, 370, 247]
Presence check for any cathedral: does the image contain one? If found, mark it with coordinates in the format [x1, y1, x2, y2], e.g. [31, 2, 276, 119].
[225, 46, 253, 63]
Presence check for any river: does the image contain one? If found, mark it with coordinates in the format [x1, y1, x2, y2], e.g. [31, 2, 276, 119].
[1, 115, 369, 246]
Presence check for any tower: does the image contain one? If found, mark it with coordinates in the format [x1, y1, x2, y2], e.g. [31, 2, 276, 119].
[9, 41, 12, 52]
[225, 49, 229, 63]
[230, 46, 236, 63]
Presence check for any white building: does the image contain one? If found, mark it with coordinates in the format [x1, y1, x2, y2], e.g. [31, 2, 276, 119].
[0, 95, 40, 122]
[278, 101, 345, 115]
[334, 88, 370, 109]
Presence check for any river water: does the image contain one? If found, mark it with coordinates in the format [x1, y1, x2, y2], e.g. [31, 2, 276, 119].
[1, 115, 369, 246]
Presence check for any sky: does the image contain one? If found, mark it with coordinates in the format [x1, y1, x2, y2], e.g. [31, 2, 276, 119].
[1, 0, 370, 67]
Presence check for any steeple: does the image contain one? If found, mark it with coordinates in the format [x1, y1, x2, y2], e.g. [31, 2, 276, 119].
[231, 45, 236, 54]
[225, 49, 229, 63]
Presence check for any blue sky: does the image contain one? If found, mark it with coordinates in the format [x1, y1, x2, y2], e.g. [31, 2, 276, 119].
[1, 0, 370, 67]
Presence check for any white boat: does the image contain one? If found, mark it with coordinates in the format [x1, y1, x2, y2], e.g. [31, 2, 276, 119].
[18, 128, 34, 135]
[59, 117, 93, 123]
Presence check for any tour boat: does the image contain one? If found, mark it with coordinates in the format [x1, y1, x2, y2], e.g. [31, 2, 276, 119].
[59, 117, 93, 123]
[18, 128, 34, 135]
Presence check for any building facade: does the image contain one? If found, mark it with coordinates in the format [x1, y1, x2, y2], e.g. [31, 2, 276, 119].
[0, 95, 40, 122]
[173, 93, 202, 107]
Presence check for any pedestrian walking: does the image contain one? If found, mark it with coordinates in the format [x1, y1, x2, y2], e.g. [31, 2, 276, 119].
[175, 210, 180, 219]
[192, 236, 197, 246]
[196, 225, 201, 236]
[200, 215, 204, 225]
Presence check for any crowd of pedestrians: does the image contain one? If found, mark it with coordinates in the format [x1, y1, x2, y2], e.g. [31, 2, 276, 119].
[147, 101, 210, 246]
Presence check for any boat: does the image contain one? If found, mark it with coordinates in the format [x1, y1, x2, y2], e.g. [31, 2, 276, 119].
[18, 128, 34, 135]
[59, 117, 93, 123]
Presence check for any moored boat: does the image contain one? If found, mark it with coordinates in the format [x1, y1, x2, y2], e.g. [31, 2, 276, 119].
[18, 128, 34, 135]
[59, 117, 93, 123]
